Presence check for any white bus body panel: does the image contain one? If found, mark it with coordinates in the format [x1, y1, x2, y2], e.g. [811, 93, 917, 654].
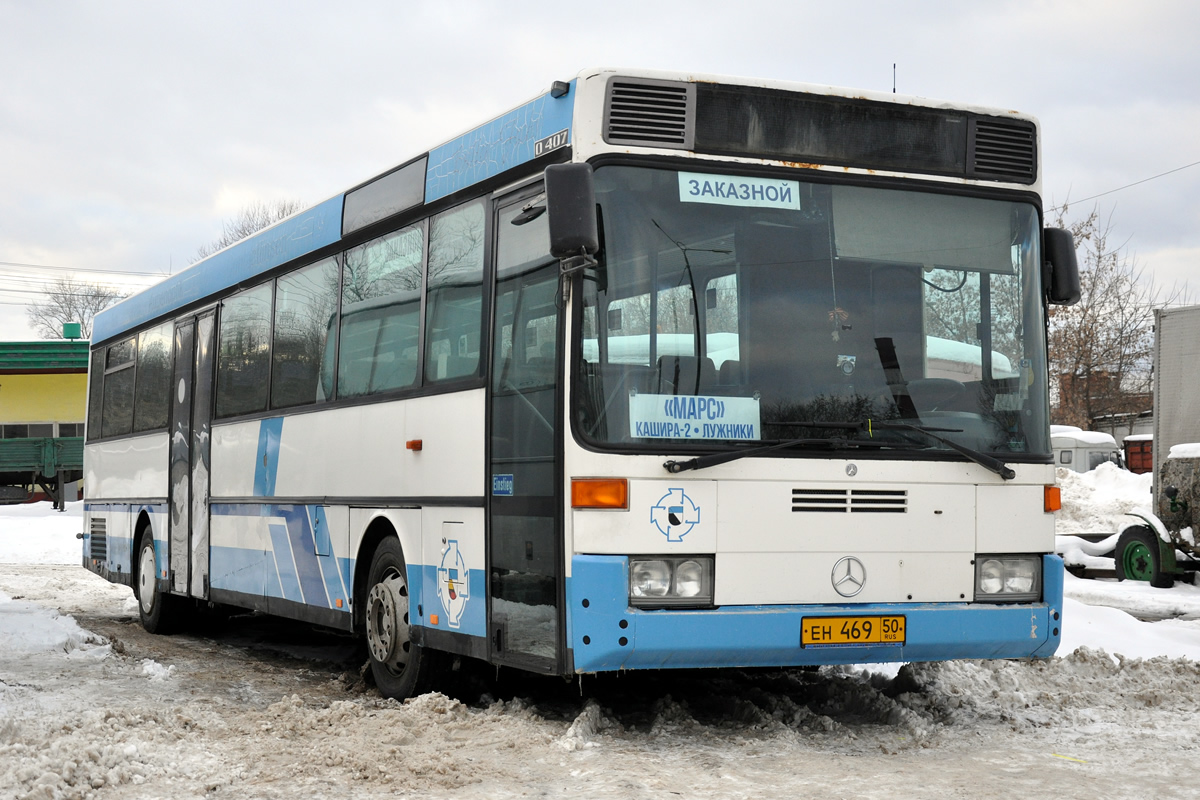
[209, 389, 485, 500]
[84, 434, 169, 500]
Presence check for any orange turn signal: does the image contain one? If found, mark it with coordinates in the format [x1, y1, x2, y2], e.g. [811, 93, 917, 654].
[406, 439, 423, 451]
[571, 478, 629, 509]
[1044, 485, 1062, 513]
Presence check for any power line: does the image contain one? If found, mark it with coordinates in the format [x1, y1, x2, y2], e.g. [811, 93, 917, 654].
[0, 286, 129, 298]
[0, 260, 167, 278]
[1049, 159, 1200, 212]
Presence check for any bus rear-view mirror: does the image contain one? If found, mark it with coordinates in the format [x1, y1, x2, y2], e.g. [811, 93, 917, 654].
[1044, 227, 1081, 306]
[546, 163, 599, 260]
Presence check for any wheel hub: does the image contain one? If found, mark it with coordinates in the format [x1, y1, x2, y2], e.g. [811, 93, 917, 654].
[366, 574, 410, 670]
[1124, 542, 1153, 581]
[138, 543, 156, 614]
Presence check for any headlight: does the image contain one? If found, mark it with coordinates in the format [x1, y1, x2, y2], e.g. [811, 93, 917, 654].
[631, 560, 670, 598]
[673, 559, 705, 597]
[629, 556, 714, 608]
[974, 555, 1041, 603]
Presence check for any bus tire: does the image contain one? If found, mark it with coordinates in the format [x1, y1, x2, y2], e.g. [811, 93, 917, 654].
[1114, 527, 1175, 589]
[364, 537, 436, 699]
[135, 529, 185, 634]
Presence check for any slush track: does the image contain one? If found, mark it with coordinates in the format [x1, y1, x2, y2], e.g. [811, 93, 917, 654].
[2, 565, 1196, 799]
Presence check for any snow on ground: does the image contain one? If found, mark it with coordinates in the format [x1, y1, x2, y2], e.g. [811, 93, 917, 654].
[4, 495, 1200, 799]
[0, 500, 86, 564]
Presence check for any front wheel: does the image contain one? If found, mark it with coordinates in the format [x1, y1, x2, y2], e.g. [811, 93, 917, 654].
[1114, 527, 1175, 588]
[136, 530, 186, 633]
[364, 537, 437, 699]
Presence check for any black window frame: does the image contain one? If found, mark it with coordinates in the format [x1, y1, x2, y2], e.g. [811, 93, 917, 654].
[99, 335, 137, 439]
[131, 320, 175, 433]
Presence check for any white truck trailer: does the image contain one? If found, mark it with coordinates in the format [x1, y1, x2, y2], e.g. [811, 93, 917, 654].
[1115, 305, 1200, 586]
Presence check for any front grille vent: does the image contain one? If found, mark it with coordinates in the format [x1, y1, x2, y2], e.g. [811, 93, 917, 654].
[604, 78, 695, 150]
[89, 517, 107, 560]
[792, 488, 907, 513]
[970, 118, 1036, 183]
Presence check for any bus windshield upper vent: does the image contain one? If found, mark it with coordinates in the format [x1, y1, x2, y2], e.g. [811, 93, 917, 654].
[792, 488, 908, 514]
[969, 118, 1036, 182]
[604, 78, 696, 150]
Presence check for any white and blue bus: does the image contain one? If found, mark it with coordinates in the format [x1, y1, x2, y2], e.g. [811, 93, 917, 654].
[82, 68, 1080, 698]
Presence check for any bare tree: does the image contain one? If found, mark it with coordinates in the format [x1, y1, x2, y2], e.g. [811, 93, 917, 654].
[25, 276, 126, 339]
[1048, 205, 1187, 430]
[193, 199, 305, 262]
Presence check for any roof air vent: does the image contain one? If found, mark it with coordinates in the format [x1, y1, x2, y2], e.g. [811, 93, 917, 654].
[604, 78, 695, 150]
[969, 118, 1037, 183]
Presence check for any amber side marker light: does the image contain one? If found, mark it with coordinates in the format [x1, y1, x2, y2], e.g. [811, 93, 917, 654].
[572, 478, 629, 509]
[1044, 485, 1062, 513]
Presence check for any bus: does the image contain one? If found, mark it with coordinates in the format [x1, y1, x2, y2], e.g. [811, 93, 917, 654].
[82, 68, 1081, 698]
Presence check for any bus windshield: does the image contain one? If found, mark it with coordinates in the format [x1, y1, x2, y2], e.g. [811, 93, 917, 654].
[575, 165, 1049, 459]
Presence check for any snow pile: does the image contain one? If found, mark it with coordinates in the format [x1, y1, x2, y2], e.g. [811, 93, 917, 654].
[1056, 462, 1152, 535]
[0, 590, 106, 657]
[901, 647, 1200, 753]
[559, 698, 621, 750]
[140, 659, 175, 681]
[0, 704, 227, 799]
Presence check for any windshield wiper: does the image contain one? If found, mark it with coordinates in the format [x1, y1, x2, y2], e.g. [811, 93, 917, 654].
[663, 431, 904, 474]
[872, 420, 1015, 480]
[662, 419, 1015, 480]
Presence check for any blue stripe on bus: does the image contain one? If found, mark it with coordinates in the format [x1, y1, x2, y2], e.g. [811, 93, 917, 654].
[268, 522, 304, 603]
[279, 504, 331, 608]
[425, 82, 576, 204]
[91, 195, 344, 344]
[210, 502, 349, 613]
[567, 554, 1065, 673]
[253, 418, 284, 497]
[309, 505, 350, 606]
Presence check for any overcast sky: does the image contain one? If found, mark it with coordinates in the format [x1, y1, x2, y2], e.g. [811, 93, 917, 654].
[1, 0, 1197, 340]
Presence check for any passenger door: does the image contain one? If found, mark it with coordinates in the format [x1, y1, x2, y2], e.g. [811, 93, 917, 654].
[487, 189, 564, 673]
[167, 310, 215, 598]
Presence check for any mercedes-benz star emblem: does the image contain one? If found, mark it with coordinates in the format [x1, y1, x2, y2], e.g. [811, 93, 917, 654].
[831, 556, 867, 597]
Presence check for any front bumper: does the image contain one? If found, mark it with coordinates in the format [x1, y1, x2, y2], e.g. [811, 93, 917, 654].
[568, 554, 1063, 672]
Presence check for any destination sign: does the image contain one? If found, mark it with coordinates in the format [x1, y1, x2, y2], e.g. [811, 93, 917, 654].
[629, 392, 761, 440]
[678, 172, 801, 210]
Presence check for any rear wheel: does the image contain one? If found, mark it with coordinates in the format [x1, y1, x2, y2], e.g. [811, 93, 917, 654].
[364, 537, 437, 699]
[1114, 527, 1175, 589]
[136, 530, 186, 633]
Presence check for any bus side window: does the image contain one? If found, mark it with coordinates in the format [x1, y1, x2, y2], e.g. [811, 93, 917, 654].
[101, 337, 136, 438]
[132, 321, 173, 432]
[86, 349, 104, 440]
[338, 225, 423, 398]
[215, 284, 272, 418]
[425, 200, 485, 382]
[272, 257, 339, 408]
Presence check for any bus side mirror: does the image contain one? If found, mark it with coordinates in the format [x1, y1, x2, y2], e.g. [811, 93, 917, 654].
[545, 163, 599, 271]
[1044, 227, 1081, 306]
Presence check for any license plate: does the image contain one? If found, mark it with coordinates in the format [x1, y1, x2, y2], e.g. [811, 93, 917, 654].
[801, 615, 906, 647]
